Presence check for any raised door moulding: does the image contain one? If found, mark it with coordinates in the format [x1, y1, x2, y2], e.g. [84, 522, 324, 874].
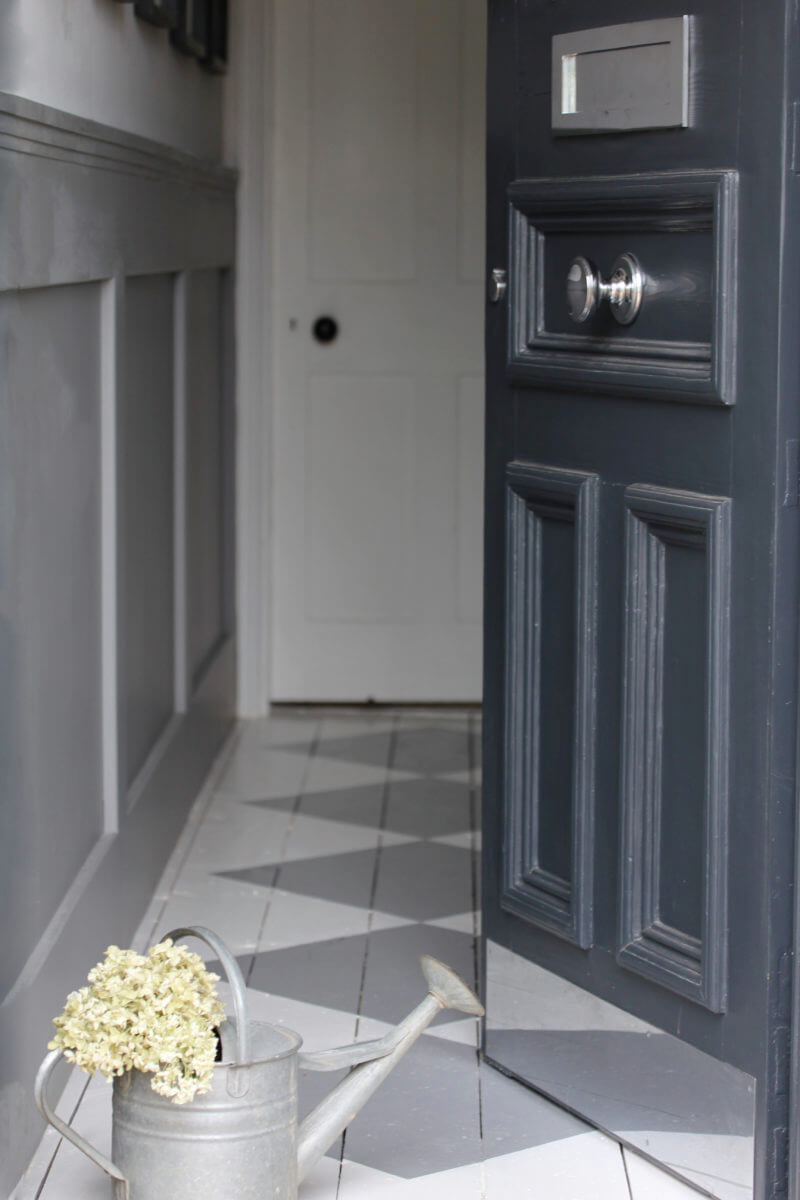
[618, 483, 731, 1012]
[507, 170, 739, 405]
[501, 460, 598, 948]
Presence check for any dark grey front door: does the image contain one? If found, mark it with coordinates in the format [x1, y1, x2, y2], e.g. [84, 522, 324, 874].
[482, 5, 800, 1199]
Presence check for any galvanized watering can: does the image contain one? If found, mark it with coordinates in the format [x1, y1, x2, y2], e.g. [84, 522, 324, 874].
[35, 925, 484, 1199]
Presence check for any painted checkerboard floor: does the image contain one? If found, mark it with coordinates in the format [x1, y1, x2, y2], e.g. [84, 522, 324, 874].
[19, 711, 700, 1200]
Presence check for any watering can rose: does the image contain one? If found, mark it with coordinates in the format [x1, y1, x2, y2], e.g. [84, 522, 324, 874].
[48, 939, 226, 1104]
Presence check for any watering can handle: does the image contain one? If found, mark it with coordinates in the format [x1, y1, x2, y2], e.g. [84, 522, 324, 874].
[34, 1049, 129, 1199]
[162, 925, 250, 1065]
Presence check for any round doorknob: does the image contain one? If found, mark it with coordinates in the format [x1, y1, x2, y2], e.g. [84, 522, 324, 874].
[313, 315, 339, 344]
[566, 256, 601, 323]
[565, 252, 644, 326]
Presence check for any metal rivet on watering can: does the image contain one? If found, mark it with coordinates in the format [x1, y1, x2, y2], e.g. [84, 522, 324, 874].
[35, 925, 484, 1200]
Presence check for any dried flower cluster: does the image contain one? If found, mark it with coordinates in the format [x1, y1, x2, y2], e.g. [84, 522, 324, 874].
[49, 939, 226, 1104]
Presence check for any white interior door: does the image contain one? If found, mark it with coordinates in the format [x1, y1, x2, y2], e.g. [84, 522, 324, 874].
[271, 0, 486, 702]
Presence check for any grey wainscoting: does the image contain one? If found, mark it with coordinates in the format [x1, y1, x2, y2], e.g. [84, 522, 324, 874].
[120, 273, 177, 787]
[185, 268, 230, 691]
[0, 92, 237, 1194]
[0, 282, 105, 999]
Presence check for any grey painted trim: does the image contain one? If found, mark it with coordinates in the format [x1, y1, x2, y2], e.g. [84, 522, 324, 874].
[0, 89, 236, 191]
[501, 461, 598, 948]
[220, 268, 237, 639]
[125, 714, 183, 816]
[174, 272, 190, 714]
[507, 170, 739, 405]
[101, 276, 123, 834]
[0, 96, 236, 293]
[618, 484, 731, 1013]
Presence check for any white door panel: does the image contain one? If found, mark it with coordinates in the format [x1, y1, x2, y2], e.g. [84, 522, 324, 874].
[272, 0, 485, 701]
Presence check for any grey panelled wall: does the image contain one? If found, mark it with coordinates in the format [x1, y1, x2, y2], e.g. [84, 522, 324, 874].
[186, 269, 229, 688]
[0, 283, 104, 997]
[0, 93, 237, 1194]
[120, 274, 176, 787]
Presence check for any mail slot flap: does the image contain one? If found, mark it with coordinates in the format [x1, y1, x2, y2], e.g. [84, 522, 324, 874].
[552, 17, 690, 135]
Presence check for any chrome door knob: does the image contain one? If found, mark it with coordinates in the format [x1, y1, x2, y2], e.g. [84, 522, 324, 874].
[565, 252, 644, 326]
[566, 256, 601, 323]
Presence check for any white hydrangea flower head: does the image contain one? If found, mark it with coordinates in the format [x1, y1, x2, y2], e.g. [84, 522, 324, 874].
[49, 939, 227, 1104]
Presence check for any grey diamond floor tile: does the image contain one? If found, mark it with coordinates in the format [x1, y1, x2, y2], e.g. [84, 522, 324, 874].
[479, 1057, 591, 1158]
[251, 778, 474, 840]
[242, 924, 474, 1026]
[298, 1066, 347, 1161]
[336, 1040, 591, 1179]
[392, 726, 472, 774]
[281, 729, 394, 767]
[384, 777, 474, 838]
[359, 923, 476, 1024]
[218, 847, 379, 912]
[219, 841, 473, 923]
[373, 841, 475, 920]
[338, 1038, 481, 1177]
[252, 784, 384, 828]
[246, 933, 369, 1014]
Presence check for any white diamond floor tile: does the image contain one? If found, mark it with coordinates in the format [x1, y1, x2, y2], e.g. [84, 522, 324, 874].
[37, 1075, 112, 1199]
[300, 1156, 347, 1199]
[224, 988, 392, 1051]
[424, 910, 478, 935]
[431, 830, 481, 851]
[182, 797, 294, 871]
[318, 716, 398, 740]
[621, 1135, 753, 1200]
[483, 1133, 631, 1200]
[279, 812, 416, 863]
[422, 1016, 480, 1047]
[338, 1157, 486, 1199]
[216, 745, 315, 800]
[153, 871, 267, 958]
[303, 756, 416, 794]
[252, 715, 322, 749]
[624, 1149, 717, 1200]
[257, 888, 413, 952]
[437, 768, 481, 786]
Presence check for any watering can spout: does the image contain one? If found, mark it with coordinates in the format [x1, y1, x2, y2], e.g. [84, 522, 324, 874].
[296, 955, 484, 1183]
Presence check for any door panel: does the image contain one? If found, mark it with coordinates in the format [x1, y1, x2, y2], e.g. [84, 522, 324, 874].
[503, 462, 598, 949]
[482, 3, 800, 1199]
[508, 172, 738, 405]
[272, 0, 486, 701]
[618, 485, 730, 1012]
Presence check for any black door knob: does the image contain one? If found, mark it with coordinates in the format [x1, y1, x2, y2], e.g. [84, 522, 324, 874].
[313, 316, 339, 344]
